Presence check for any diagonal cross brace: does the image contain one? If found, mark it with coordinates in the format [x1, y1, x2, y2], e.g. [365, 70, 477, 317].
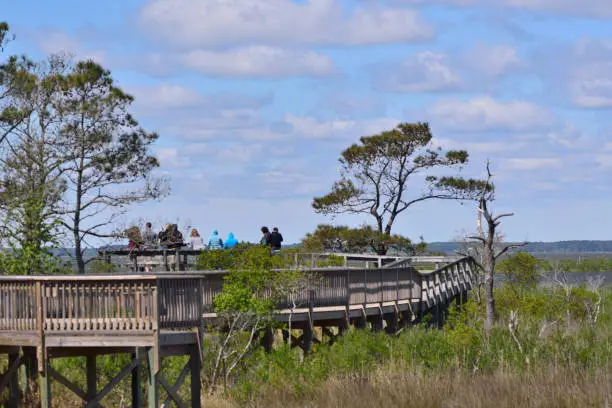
[160, 357, 192, 408]
[0, 354, 22, 395]
[48, 366, 87, 401]
[85, 356, 143, 407]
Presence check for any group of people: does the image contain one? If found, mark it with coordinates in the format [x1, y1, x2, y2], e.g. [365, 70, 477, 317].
[260, 226, 283, 250]
[126, 222, 284, 251]
[188, 229, 238, 250]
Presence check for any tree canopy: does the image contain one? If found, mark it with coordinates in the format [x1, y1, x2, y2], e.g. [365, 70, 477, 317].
[0, 48, 167, 273]
[56, 60, 168, 273]
[312, 122, 488, 253]
[302, 224, 421, 255]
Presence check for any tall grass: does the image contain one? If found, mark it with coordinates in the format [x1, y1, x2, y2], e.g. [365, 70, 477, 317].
[211, 285, 612, 407]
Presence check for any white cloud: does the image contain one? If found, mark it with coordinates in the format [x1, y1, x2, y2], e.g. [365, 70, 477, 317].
[504, 158, 562, 170]
[502, 0, 612, 18]
[127, 84, 205, 110]
[432, 138, 523, 153]
[375, 51, 461, 92]
[34, 29, 105, 63]
[139, 0, 434, 47]
[556, 40, 612, 108]
[180, 46, 335, 78]
[155, 147, 191, 168]
[427, 97, 555, 132]
[596, 155, 612, 169]
[464, 45, 521, 77]
[531, 182, 559, 190]
[285, 115, 399, 140]
[570, 70, 612, 108]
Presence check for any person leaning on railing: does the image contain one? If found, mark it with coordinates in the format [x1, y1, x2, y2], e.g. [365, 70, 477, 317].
[160, 223, 184, 249]
[142, 222, 157, 247]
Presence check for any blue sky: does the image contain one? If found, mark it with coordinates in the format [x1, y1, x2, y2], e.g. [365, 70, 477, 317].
[4, 0, 612, 244]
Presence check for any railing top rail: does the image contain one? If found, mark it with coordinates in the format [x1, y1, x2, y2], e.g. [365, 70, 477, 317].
[98, 248, 206, 255]
[0, 273, 210, 282]
[418, 256, 474, 276]
[0, 256, 472, 282]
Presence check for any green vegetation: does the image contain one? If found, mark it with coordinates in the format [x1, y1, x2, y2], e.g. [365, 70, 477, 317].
[302, 224, 422, 255]
[206, 283, 611, 407]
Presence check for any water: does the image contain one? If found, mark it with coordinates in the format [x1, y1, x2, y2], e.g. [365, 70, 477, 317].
[495, 272, 612, 286]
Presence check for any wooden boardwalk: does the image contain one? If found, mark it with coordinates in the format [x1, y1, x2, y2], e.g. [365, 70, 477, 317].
[0, 255, 476, 407]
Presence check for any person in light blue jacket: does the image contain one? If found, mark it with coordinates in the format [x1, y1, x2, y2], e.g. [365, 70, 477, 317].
[224, 232, 238, 249]
[207, 229, 223, 250]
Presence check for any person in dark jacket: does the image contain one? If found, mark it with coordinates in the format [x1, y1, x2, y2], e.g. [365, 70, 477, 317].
[161, 224, 184, 249]
[270, 227, 283, 250]
[126, 226, 143, 249]
[260, 226, 271, 246]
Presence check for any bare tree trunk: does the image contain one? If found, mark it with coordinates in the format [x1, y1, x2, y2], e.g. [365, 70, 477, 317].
[73, 167, 85, 274]
[288, 301, 294, 348]
[483, 236, 495, 332]
[460, 161, 526, 334]
[484, 267, 495, 332]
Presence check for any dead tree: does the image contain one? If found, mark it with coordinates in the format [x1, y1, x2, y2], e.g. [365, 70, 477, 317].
[460, 161, 526, 332]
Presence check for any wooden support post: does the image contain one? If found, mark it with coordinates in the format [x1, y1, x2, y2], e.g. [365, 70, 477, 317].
[174, 248, 180, 272]
[190, 343, 201, 408]
[147, 348, 159, 408]
[433, 302, 442, 328]
[355, 306, 367, 329]
[39, 358, 51, 408]
[132, 349, 142, 408]
[303, 289, 315, 354]
[24, 349, 38, 393]
[7, 352, 20, 408]
[339, 311, 349, 335]
[262, 328, 274, 353]
[302, 325, 314, 354]
[372, 309, 384, 332]
[86, 355, 97, 406]
[385, 310, 399, 334]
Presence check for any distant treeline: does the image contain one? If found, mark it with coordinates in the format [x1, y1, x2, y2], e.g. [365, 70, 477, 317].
[428, 240, 612, 254]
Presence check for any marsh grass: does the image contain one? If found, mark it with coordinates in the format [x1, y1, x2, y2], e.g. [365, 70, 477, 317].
[221, 365, 610, 408]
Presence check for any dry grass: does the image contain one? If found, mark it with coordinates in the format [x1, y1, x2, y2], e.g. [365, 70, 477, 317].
[204, 365, 611, 408]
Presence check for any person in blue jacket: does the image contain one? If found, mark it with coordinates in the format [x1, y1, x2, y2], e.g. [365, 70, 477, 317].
[207, 229, 223, 250]
[224, 232, 238, 249]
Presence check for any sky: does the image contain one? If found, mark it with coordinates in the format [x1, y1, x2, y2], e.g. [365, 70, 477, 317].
[3, 0, 612, 245]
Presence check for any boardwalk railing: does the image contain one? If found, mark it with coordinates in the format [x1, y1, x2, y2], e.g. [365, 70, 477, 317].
[0, 275, 206, 344]
[0, 256, 476, 340]
[99, 248, 464, 272]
